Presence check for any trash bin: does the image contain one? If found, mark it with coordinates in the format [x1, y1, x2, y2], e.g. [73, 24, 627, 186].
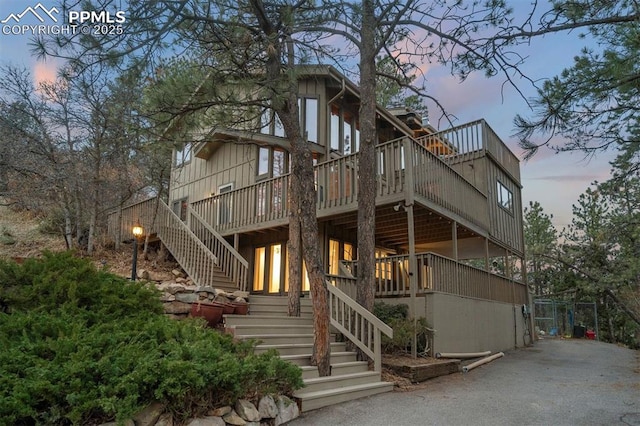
[573, 325, 585, 338]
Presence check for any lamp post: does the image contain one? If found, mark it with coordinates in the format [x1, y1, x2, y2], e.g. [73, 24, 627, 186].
[131, 222, 144, 281]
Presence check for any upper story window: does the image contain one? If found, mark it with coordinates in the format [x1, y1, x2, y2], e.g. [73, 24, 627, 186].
[260, 97, 319, 143]
[257, 146, 289, 180]
[261, 108, 285, 137]
[497, 181, 513, 213]
[175, 142, 192, 167]
[330, 103, 360, 155]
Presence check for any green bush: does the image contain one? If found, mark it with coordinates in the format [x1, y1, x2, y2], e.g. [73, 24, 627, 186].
[373, 301, 432, 356]
[0, 252, 303, 425]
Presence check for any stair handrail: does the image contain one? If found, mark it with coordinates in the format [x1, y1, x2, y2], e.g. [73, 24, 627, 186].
[326, 282, 393, 373]
[156, 200, 230, 289]
[188, 206, 249, 290]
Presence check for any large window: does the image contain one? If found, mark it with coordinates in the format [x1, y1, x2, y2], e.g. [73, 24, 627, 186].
[328, 239, 356, 275]
[253, 243, 310, 294]
[175, 143, 192, 167]
[330, 104, 360, 155]
[497, 181, 513, 213]
[260, 97, 318, 143]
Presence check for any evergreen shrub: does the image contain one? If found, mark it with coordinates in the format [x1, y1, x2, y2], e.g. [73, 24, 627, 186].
[0, 252, 303, 425]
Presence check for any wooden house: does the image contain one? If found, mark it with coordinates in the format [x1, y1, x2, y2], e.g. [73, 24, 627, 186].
[109, 65, 532, 410]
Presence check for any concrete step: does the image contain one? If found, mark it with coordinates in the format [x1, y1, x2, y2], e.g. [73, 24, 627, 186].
[254, 342, 346, 356]
[294, 381, 394, 412]
[300, 366, 320, 380]
[224, 314, 313, 327]
[330, 361, 370, 375]
[280, 351, 357, 366]
[302, 371, 382, 394]
[228, 324, 314, 336]
[236, 333, 338, 345]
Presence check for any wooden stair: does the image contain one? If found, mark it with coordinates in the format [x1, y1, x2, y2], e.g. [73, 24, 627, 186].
[224, 295, 394, 412]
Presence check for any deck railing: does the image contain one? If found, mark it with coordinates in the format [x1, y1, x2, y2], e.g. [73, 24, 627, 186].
[191, 174, 289, 233]
[369, 252, 527, 305]
[107, 197, 159, 241]
[326, 280, 393, 373]
[418, 119, 521, 182]
[191, 136, 489, 234]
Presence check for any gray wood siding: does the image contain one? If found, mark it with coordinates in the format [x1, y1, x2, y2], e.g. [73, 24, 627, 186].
[486, 158, 524, 254]
[170, 142, 256, 205]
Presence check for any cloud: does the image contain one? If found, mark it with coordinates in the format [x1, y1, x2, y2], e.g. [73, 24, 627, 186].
[33, 60, 57, 86]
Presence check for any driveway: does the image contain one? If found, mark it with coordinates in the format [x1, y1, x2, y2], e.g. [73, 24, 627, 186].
[290, 339, 640, 426]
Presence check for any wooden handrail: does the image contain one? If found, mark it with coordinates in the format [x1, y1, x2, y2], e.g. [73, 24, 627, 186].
[189, 206, 249, 291]
[326, 281, 393, 373]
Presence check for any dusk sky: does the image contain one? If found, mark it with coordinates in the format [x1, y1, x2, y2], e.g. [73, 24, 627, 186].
[0, 0, 615, 232]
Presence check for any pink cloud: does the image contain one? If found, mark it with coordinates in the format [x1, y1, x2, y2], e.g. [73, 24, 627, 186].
[32, 60, 58, 87]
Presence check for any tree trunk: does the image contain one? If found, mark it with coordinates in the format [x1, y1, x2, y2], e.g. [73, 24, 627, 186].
[287, 173, 302, 316]
[357, 0, 377, 313]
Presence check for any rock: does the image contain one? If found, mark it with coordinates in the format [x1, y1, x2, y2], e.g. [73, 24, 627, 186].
[137, 269, 150, 280]
[185, 417, 225, 426]
[155, 413, 174, 426]
[175, 293, 198, 303]
[223, 409, 247, 425]
[171, 269, 185, 278]
[234, 296, 247, 303]
[165, 284, 188, 295]
[99, 421, 134, 426]
[159, 292, 176, 302]
[275, 396, 299, 426]
[258, 395, 278, 419]
[231, 290, 250, 299]
[208, 406, 232, 417]
[175, 277, 187, 283]
[197, 286, 217, 294]
[235, 399, 260, 422]
[184, 285, 198, 292]
[163, 301, 192, 314]
[133, 401, 165, 426]
[148, 271, 174, 282]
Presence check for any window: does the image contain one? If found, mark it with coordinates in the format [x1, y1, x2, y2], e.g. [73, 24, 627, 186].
[252, 243, 309, 294]
[175, 143, 192, 167]
[329, 103, 360, 155]
[257, 146, 289, 179]
[172, 198, 188, 222]
[260, 108, 286, 138]
[328, 239, 356, 275]
[497, 181, 513, 213]
[304, 98, 318, 143]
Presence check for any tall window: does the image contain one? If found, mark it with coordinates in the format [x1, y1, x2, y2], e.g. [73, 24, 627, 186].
[253, 243, 309, 293]
[175, 142, 192, 167]
[497, 181, 513, 213]
[300, 97, 318, 143]
[330, 104, 360, 155]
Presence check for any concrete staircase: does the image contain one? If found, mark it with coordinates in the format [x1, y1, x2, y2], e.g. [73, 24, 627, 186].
[223, 295, 394, 412]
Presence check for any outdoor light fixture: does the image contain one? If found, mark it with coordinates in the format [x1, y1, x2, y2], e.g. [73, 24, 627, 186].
[131, 221, 144, 281]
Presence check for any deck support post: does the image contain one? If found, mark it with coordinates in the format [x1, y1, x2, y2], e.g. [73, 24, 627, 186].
[407, 203, 417, 358]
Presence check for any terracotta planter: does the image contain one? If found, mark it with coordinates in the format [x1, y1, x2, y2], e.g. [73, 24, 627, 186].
[231, 301, 249, 315]
[213, 301, 235, 315]
[190, 302, 224, 327]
